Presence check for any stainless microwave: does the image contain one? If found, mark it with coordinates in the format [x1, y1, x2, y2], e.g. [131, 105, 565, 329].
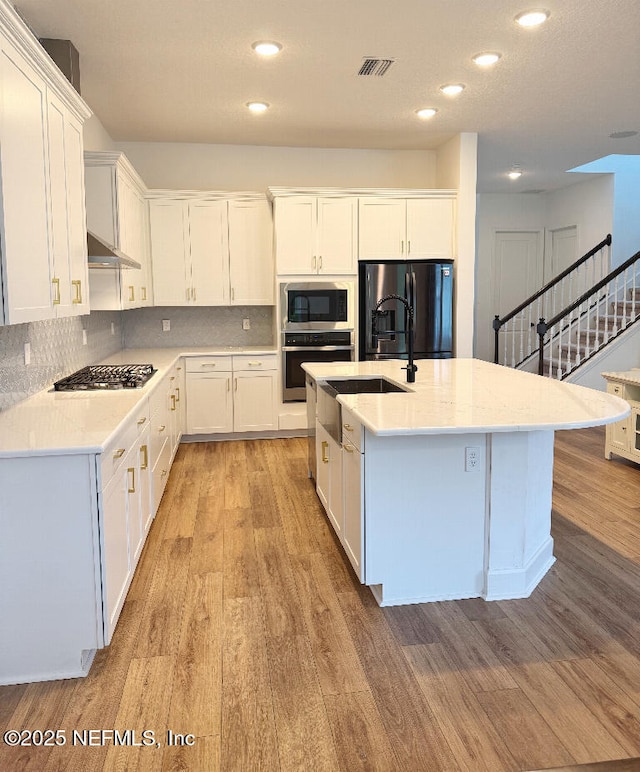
[280, 281, 354, 331]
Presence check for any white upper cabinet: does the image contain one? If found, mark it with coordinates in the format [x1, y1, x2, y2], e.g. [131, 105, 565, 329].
[228, 199, 273, 304]
[149, 193, 273, 306]
[273, 194, 357, 275]
[0, 6, 90, 325]
[358, 195, 456, 261]
[47, 95, 89, 315]
[84, 152, 152, 311]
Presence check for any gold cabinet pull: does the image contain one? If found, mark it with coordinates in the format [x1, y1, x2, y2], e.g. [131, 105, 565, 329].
[201, 363, 217, 368]
[192, 286, 197, 301]
[247, 361, 262, 366]
[407, 240, 411, 254]
[137, 417, 146, 425]
[141, 286, 147, 301]
[234, 377, 238, 391]
[343, 423, 353, 432]
[72, 279, 82, 304]
[312, 256, 317, 271]
[161, 469, 167, 479]
[52, 278, 61, 305]
[231, 287, 235, 301]
[186, 288, 190, 301]
[344, 444, 355, 454]
[128, 285, 135, 302]
[113, 448, 125, 459]
[170, 394, 176, 411]
[140, 444, 148, 470]
[319, 255, 323, 271]
[127, 467, 135, 493]
[158, 425, 166, 432]
[321, 440, 329, 464]
[175, 387, 180, 402]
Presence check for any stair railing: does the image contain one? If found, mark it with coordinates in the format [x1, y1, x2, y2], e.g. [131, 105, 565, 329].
[535, 247, 640, 378]
[493, 234, 612, 369]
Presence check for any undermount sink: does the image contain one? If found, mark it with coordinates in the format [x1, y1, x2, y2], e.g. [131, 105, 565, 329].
[324, 377, 409, 395]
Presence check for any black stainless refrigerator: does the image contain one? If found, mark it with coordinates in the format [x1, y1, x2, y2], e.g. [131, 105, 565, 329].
[359, 259, 453, 360]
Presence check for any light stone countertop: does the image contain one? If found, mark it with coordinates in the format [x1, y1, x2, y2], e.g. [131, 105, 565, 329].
[601, 368, 640, 386]
[304, 358, 630, 436]
[0, 346, 276, 458]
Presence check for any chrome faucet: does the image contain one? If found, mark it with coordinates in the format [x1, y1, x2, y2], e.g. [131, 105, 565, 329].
[372, 293, 418, 383]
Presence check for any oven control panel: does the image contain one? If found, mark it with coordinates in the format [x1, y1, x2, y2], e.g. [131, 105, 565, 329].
[282, 331, 352, 347]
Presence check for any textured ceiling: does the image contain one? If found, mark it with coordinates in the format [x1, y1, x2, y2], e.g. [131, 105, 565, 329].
[15, 0, 640, 192]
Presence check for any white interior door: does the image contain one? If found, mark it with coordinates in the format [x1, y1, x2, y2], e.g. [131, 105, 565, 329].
[492, 230, 544, 365]
[546, 225, 577, 281]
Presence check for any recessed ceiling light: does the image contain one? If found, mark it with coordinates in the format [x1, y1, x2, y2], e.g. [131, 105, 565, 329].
[252, 41, 282, 57]
[416, 108, 438, 119]
[246, 101, 269, 113]
[472, 52, 501, 67]
[515, 9, 550, 27]
[440, 84, 465, 96]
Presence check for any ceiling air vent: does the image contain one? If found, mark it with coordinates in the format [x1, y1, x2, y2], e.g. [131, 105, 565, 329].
[358, 57, 395, 77]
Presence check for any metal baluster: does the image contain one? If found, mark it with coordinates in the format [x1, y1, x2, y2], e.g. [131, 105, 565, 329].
[503, 320, 508, 367]
[575, 301, 582, 369]
[510, 318, 516, 367]
[518, 311, 524, 364]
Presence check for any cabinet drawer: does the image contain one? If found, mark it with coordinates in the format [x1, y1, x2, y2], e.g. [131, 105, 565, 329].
[233, 354, 277, 372]
[132, 400, 150, 435]
[101, 420, 138, 486]
[341, 408, 362, 451]
[186, 356, 233, 373]
[607, 382, 625, 399]
[150, 412, 169, 468]
[152, 437, 172, 514]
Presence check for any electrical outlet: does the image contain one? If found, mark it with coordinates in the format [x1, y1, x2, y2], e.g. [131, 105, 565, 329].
[162, 319, 171, 332]
[242, 318, 251, 330]
[82, 329, 88, 345]
[24, 342, 31, 365]
[465, 446, 481, 472]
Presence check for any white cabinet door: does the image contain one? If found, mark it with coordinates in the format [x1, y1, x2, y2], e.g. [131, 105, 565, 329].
[46, 95, 72, 315]
[406, 198, 455, 259]
[47, 97, 89, 316]
[188, 199, 229, 305]
[274, 197, 316, 274]
[316, 197, 357, 274]
[315, 422, 331, 514]
[0, 36, 53, 323]
[233, 371, 276, 432]
[101, 463, 130, 644]
[228, 199, 274, 304]
[63, 112, 90, 315]
[149, 199, 190, 305]
[186, 372, 233, 434]
[358, 198, 406, 261]
[342, 440, 364, 580]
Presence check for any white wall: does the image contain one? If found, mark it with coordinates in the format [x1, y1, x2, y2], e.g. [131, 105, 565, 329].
[114, 141, 437, 191]
[436, 133, 478, 357]
[474, 175, 614, 362]
[545, 175, 614, 257]
[474, 192, 546, 361]
[82, 114, 116, 152]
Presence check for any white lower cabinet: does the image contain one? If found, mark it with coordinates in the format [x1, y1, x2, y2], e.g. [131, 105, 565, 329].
[604, 377, 640, 463]
[185, 354, 276, 435]
[315, 408, 364, 580]
[342, 435, 364, 580]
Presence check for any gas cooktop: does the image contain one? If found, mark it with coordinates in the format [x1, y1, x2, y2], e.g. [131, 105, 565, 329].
[54, 364, 156, 391]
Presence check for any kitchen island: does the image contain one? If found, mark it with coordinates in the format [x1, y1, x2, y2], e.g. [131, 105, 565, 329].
[303, 358, 629, 606]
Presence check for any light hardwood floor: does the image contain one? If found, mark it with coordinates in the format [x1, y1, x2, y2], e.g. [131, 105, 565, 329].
[2, 427, 640, 771]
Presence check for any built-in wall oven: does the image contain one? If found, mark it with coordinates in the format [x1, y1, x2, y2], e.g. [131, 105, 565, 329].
[282, 331, 354, 402]
[280, 281, 354, 331]
[280, 281, 355, 402]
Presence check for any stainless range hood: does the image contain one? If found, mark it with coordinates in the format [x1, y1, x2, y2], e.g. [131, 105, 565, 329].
[87, 231, 141, 270]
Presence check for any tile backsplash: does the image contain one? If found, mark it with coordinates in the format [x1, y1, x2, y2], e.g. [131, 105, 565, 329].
[0, 312, 123, 410]
[0, 306, 275, 411]
[122, 306, 275, 349]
